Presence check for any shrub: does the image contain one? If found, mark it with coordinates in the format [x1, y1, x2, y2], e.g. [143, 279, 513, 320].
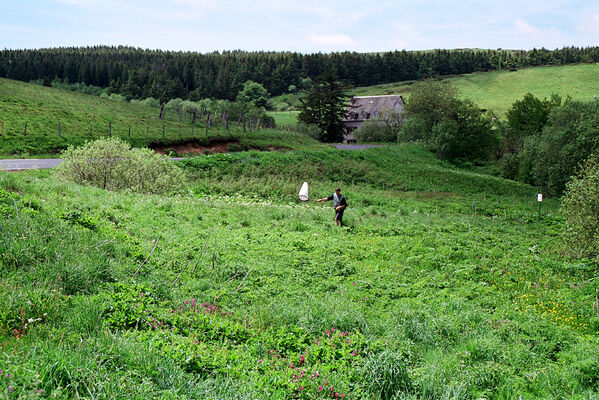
[54, 137, 185, 194]
[355, 120, 397, 143]
[522, 100, 599, 196]
[561, 154, 599, 259]
[398, 116, 428, 142]
[275, 102, 290, 112]
[295, 122, 322, 140]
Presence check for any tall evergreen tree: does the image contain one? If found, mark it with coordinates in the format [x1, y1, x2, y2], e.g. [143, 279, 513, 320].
[298, 70, 348, 143]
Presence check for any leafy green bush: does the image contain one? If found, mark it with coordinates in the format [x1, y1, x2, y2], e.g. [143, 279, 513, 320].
[561, 154, 599, 259]
[522, 100, 599, 195]
[54, 137, 185, 194]
[355, 120, 397, 142]
[398, 116, 428, 142]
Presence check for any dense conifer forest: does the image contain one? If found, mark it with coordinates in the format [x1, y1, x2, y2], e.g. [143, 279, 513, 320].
[2, 46, 599, 102]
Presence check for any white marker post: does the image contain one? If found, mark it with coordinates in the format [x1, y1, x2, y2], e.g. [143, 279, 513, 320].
[537, 193, 543, 222]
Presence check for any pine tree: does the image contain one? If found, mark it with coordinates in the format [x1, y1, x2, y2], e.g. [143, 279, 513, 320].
[298, 70, 348, 143]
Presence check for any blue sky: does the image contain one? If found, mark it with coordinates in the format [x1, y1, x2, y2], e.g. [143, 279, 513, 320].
[2, 0, 599, 52]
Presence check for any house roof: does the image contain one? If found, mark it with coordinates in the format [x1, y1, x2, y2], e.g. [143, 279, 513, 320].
[343, 95, 404, 121]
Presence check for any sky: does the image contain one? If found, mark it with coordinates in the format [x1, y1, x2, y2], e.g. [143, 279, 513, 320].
[2, 0, 599, 53]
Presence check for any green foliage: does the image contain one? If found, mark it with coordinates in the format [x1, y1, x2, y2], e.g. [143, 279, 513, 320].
[355, 110, 405, 143]
[104, 281, 158, 329]
[404, 80, 458, 132]
[237, 80, 270, 109]
[1, 142, 597, 398]
[53, 137, 185, 194]
[0, 187, 18, 216]
[517, 100, 599, 195]
[561, 154, 599, 259]
[362, 351, 412, 399]
[505, 93, 561, 150]
[130, 97, 160, 108]
[403, 82, 497, 162]
[59, 210, 98, 230]
[398, 116, 428, 142]
[298, 70, 349, 143]
[354, 119, 398, 143]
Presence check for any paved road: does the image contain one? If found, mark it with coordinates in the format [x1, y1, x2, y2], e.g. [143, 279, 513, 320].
[333, 144, 386, 150]
[0, 158, 64, 171]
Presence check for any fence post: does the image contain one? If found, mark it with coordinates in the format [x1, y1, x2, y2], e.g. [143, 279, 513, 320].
[162, 125, 165, 139]
[128, 126, 131, 138]
[109, 121, 112, 137]
[23, 121, 27, 136]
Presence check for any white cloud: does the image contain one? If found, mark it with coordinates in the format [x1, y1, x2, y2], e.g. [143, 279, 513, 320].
[578, 14, 599, 35]
[307, 33, 356, 47]
[514, 19, 544, 36]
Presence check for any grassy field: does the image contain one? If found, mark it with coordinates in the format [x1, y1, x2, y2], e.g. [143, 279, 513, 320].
[0, 78, 323, 156]
[269, 111, 300, 128]
[350, 63, 599, 115]
[1, 144, 598, 399]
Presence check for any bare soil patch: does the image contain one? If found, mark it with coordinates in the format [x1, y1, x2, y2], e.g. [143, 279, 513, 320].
[151, 140, 287, 156]
[151, 140, 240, 156]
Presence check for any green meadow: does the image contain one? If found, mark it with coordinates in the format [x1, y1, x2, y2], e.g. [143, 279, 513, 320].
[0, 78, 322, 156]
[350, 63, 599, 115]
[2, 144, 598, 399]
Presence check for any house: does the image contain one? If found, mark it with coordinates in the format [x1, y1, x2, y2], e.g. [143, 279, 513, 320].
[342, 95, 405, 143]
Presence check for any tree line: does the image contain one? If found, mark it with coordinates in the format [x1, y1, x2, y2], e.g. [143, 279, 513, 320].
[2, 46, 599, 103]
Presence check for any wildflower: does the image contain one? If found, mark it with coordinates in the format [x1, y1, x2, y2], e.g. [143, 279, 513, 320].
[9, 386, 14, 392]
[299, 386, 304, 391]
[318, 386, 324, 391]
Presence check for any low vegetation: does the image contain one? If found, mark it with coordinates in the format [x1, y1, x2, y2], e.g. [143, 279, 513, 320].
[352, 63, 599, 115]
[53, 138, 185, 194]
[0, 78, 324, 156]
[2, 143, 598, 398]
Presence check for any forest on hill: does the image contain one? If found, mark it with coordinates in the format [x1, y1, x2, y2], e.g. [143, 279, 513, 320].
[2, 46, 599, 102]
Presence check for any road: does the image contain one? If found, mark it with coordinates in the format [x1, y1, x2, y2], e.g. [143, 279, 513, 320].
[0, 158, 64, 171]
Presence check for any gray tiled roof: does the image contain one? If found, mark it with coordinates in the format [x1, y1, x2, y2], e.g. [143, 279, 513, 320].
[343, 95, 404, 121]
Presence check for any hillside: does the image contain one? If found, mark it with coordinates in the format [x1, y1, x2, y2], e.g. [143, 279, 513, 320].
[2, 144, 597, 399]
[0, 78, 324, 156]
[350, 63, 599, 115]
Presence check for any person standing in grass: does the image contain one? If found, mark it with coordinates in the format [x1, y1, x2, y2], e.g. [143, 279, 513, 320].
[318, 187, 347, 226]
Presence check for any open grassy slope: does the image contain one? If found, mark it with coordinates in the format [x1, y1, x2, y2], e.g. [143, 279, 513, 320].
[2, 144, 597, 399]
[0, 78, 324, 156]
[350, 63, 599, 115]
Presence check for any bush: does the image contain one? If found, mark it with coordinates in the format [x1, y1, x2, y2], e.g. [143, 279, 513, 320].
[561, 154, 599, 260]
[355, 119, 398, 143]
[54, 137, 185, 194]
[398, 116, 428, 142]
[295, 122, 322, 140]
[521, 100, 599, 196]
[275, 102, 290, 112]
